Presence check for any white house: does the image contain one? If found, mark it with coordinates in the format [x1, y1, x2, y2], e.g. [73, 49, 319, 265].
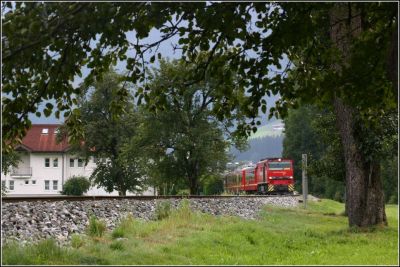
[1, 124, 154, 196]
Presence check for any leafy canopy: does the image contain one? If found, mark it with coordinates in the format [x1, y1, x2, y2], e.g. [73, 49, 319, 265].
[74, 71, 144, 196]
[132, 59, 239, 194]
[2, 2, 396, 153]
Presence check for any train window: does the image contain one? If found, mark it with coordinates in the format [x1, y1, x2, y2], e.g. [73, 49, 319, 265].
[268, 162, 291, 170]
[245, 170, 254, 180]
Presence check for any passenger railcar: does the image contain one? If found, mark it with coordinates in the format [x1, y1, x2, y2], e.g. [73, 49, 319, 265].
[224, 158, 295, 195]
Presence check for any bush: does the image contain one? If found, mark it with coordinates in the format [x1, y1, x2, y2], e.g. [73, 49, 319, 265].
[86, 215, 106, 237]
[202, 175, 224, 195]
[61, 176, 91, 196]
[154, 200, 172, 220]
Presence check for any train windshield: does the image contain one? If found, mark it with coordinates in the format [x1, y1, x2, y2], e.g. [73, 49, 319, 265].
[268, 162, 291, 170]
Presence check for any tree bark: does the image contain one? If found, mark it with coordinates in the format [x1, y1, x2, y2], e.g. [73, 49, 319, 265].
[333, 98, 387, 226]
[188, 175, 199, 195]
[330, 3, 387, 227]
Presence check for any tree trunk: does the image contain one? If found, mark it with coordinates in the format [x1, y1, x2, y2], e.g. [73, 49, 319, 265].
[118, 182, 127, 196]
[330, 4, 387, 227]
[333, 98, 387, 227]
[187, 160, 200, 195]
[188, 175, 199, 195]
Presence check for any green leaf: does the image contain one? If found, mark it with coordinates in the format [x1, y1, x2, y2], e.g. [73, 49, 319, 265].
[261, 105, 267, 114]
[45, 103, 53, 109]
[43, 108, 51, 117]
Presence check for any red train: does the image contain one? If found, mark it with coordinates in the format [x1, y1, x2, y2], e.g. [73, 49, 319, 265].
[224, 158, 295, 195]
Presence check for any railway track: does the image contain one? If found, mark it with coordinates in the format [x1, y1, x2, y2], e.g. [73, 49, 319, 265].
[1, 194, 300, 203]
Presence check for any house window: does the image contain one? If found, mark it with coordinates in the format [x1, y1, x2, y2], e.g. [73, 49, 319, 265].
[70, 158, 75, 167]
[53, 180, 58, 190]
[25, 180, 29, 185]
[53, 158, 58, 167]
[45, 158, 50, 167]
[42, 128, 49, 134]
[32, 180, 36, 185]
[9, 180, 14, 190]
[45, 180, 50, 190]
[78, 158, 83, 167]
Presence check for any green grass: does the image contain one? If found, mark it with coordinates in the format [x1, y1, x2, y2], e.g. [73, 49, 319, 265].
[2, 199, 398, 265]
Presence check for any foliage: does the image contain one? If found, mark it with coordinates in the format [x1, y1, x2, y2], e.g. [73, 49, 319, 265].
[307, 108, 346, 202]
[86, 215, 107, 238]
[90, 159, 143, 196]
[283, 105, 323, 192]
[3, 3, 396, 148]
[154, 200, 172, 220]
[282, 105, 346, 201]
[60, 176, 91, 196]
[201, 174, 224, 195]
[277, 3, 396, 226]
[1, 184, 8, 197]
[74, 70, 144, 196]
[284, 104, 397, 203]
[1, 150, 20, 175]
[2, 201, 398, 265]
[2, 2, 397, 226]
[131, 59, 241, 194]
[382, 156, 399, 204]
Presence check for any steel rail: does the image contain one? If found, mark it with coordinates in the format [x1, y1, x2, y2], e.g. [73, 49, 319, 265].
[1, 194, 300, 203]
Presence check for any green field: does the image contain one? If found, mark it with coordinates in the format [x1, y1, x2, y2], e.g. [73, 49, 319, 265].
[2, 199, 398, 265]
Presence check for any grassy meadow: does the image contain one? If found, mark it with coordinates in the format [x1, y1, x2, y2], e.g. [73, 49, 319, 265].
[2, 199, 398, 265]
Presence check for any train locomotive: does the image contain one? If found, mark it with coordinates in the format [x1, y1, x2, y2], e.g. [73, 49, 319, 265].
[224, 158, 295, 195]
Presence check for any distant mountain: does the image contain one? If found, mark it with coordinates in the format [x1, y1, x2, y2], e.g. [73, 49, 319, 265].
[248, 119, 284, 140]
[229, 120, 285, 163]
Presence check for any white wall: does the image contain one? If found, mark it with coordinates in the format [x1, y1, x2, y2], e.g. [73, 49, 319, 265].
[1, 152, 155, 196]
[66, 154, 96, 179]
[2, 152, 65, 195]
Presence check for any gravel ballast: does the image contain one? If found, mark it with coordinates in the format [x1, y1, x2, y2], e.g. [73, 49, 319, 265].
[1, 196, 300, 245]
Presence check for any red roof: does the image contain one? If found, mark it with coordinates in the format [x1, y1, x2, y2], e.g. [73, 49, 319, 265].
[17, 124, 70, 152]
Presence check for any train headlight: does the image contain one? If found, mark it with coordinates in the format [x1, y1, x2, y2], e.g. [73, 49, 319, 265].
[289, 176, 293, 179]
